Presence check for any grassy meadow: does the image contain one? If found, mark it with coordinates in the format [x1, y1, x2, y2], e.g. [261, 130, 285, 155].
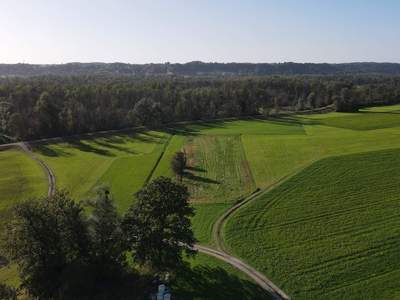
[33, 130, 169, 211]
[0, 149, 47, 287]
[153, 118, 301, 244]
[0, 149, 47, 228]
[244, 106, 400, 189]
[1, 104, 400, 299]
[225, 149, 400, 299]
[182, 135, 255, 203]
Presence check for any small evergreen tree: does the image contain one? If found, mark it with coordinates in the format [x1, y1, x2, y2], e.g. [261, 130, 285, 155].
[86, 186, 127, 277]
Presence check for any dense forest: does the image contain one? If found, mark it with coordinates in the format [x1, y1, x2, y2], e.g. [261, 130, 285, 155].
[0, 75, 400, 140]
[2, 62, 400, 77]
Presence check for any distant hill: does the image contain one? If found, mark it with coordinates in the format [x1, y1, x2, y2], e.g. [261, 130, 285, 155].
[1, 62, 400, 77]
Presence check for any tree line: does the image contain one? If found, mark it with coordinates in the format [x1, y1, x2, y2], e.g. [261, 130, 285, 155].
[0, 75, 400, 140]
[2, 62, 400, 77]
[0, 177, 195, 300]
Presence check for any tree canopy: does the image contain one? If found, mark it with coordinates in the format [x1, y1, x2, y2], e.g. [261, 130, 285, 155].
[123, 177, 196, 273]
[0, 75, 399, 140]
[1, 191, 90, 299]
[1, 179, 197, 299]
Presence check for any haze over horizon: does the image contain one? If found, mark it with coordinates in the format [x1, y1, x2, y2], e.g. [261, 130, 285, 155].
[1, 0, 400, 64]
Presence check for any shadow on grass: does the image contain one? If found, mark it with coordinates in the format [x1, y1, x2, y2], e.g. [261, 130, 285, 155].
[34, 130, 168, 157]
[33, 144, 73, 157]
[184, 172, 220, 185]
[92, 139, 138, 155]
[165, 126, 202, 137]
[253, 115, 307, 126]
[67, 139, 114, 156]
[172, 265, 273, 300]
[164, 119, 228, 136]
[186, 166, 207, 173]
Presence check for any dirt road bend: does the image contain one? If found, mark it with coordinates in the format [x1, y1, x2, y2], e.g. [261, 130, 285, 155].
[194, 244, 291, 300]
[1, 140, 291, 299]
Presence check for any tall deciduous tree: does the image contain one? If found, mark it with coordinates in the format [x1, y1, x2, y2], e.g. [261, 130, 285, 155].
[34, 91, 60, 137]
[132, 97, 162, 127]
[1, 75, 399, 140]
[123, 177, 196, 273]
[1, 191, 90, 299]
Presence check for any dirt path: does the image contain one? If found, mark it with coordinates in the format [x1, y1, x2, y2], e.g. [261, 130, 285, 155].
[205, 189, 291, 300]
[212, 189, 263, 251]
[208, 170, 314, 299]
[194, 244, 291, 300]
[0, 142, 56, 196]
[0, 139, 291, 299]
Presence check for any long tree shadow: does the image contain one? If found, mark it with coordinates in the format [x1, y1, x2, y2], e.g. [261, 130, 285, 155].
[165, 125, 202, 137]
[172, 265, 273, 300]
[92, 139, 139, 155]
[67, 139, 114, 156]
[253, 115, 307, 126]
[184, 172, 220, 185]
[164, 119, 227, 136]
[32, 129, 170, 158]
[186, 166, 207, 173]
[33, 143, 72, 157]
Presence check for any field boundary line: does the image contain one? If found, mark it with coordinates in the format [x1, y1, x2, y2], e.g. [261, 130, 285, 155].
[143, 134, 173, 185]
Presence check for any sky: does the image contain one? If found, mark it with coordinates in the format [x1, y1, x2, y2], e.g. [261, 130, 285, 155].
[1, 0, 399, 64]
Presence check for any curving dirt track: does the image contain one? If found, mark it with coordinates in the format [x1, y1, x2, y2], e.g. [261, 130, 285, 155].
[194, 244, 291, 300]
[0, 139, 290, 299]
[0, 142, 56, 196]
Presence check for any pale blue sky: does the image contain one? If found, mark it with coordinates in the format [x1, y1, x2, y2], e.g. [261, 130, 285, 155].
[1, 0, 399, 64]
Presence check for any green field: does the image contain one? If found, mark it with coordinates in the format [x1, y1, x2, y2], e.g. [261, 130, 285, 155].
[151, 134, 187, 179]
[0, 149, 47, 287]
[170, 118, 305, 136]
[183, 135, 255, 203]
[0, 149, 47, 228]
[33, 130, 169, 211]
[152, 132, 258, 245]
[2, 105, 400, 299]
[191, 203, 231, 245]
[244, 108, 400, 189]
[225, 149, 400, 299]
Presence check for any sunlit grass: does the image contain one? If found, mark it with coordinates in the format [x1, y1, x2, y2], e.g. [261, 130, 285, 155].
[33, 130, 169, 207]
[0, 149, 47, 227]
[225, 149, 400, 300]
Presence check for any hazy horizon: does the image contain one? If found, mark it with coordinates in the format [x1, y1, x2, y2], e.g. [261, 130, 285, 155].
[2, 61, 400, 66]
[1, 0, 400, 64]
